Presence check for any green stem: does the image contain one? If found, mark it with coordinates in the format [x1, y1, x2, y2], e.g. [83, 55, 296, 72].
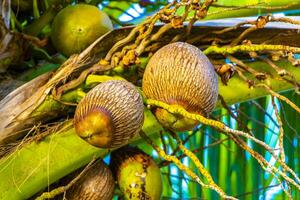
[24, 3, 61, 36]
[31, 87, 83, 117]
[10, 9, 23, 31]
[33, 0, 40, 19]
[205, 0, 300, 20]
[43, 0, 49, 10]
[218, 60, 300, 106]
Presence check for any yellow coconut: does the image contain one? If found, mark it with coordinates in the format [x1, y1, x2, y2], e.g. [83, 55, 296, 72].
[110, 146, 163, 200]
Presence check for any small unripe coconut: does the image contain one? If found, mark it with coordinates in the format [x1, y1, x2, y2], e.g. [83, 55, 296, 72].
[74, 80, 144, 148]
[66, 159, 115, 200]
[110, 146, 162, 200]
[51, 4, 113, 56]
[142, 42, 218, 131]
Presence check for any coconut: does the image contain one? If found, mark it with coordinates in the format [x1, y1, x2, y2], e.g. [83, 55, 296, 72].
[51, 4, 113, 56]
[110, 146, 162, 200]
[142, 42, 218, 131]
[74, 80, 144, 148]
[66, 160, 115, 200]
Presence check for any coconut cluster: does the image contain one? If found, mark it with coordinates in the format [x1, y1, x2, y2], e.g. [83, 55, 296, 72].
[73, 42, 218, 199]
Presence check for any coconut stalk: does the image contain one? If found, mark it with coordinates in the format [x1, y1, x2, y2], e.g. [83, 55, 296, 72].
[0, 58, 299, 199]
[206, 0, 300, 20]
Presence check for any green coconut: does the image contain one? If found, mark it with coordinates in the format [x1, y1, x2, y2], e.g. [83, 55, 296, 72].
[51, 4, 113, 56]
[110, 146, 163, 200]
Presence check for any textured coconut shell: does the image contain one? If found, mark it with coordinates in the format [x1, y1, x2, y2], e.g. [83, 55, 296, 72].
[110, 146, 162, 200]
[66, 160, 115, 200]
[142, 42, 218, 116]
[74, 80, 144, 148]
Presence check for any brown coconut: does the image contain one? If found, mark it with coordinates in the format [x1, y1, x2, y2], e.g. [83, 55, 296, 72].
[74, 80, 144, 148]
[142, 42, 218, 131]
[66, 160, 115, 200]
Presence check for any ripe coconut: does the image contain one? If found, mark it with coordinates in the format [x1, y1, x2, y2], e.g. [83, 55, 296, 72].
[110, 146, 162, 200]
[51, 4, 113, 56]
[142, 42, 218, 131]
[66, 159, 115, 200]
[74, 80, 144, 148]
